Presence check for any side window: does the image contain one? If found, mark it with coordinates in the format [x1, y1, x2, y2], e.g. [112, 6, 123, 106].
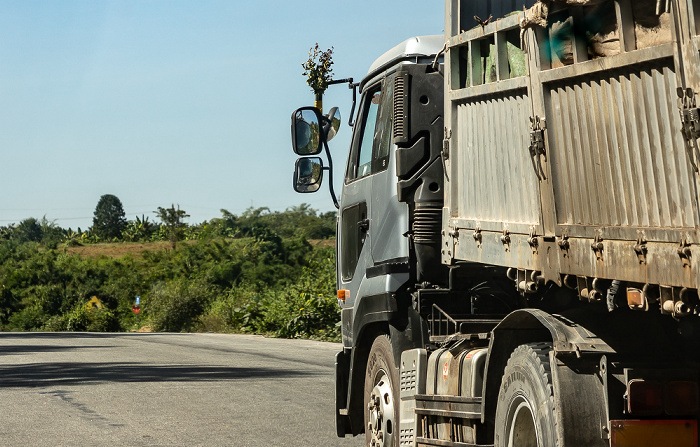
[357, 93, 379, 178]
[372, 75, 393, 173]
[347, 89, 380, 182]
[346, 77, 393, 182]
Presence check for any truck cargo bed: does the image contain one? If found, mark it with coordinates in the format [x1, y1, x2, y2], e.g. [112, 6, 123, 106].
[443, 0, 700, 310]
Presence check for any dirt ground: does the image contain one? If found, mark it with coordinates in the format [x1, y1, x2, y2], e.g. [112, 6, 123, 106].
[64, 242, 173, 259]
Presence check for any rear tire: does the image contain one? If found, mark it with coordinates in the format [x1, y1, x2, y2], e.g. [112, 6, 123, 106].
[494, 343, 559, 447]
[364, 335, 399, 447]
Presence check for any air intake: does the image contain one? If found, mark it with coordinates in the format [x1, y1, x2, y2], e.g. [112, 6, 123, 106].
[393, 71, 409, 144]
[413, 205, 442, 245]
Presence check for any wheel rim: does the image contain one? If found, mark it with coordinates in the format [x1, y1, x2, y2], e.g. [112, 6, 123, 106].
[367, 369, 395, 447]
[506, 397, 538, 447]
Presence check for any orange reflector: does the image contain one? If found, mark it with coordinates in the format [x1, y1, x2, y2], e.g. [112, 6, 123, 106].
[628, 379, 663, 415]
[666, 381, 699, 416]
[627, 288, 644, 309]
[611, 420, 697, 447]
[337, 289, 350, 303]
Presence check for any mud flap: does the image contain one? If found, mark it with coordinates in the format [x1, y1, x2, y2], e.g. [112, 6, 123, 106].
[335, 350, 352, 437]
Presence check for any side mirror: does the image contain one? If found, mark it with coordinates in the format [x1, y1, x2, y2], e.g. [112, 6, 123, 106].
[292, 107, 323, 155]
[293, 157, 324, 193]
[324, 107, 341, 143]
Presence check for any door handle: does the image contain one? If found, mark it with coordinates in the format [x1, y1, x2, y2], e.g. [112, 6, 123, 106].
[358, 218, 370, 233]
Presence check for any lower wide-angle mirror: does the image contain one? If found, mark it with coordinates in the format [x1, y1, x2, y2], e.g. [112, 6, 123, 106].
[294, 157, 323, 193]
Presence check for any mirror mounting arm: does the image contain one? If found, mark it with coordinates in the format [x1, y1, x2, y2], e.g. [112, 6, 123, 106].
[327, 78, 358, 127]
[327, 78, 353, 85]
[323, 138, 340, 209]
[347, 82, 358, 128]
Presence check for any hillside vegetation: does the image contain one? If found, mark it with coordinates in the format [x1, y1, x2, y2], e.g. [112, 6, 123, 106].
[0, 204, 340, 340]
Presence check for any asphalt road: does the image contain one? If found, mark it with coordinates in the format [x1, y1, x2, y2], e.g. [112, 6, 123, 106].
[0, 332, 365, 447]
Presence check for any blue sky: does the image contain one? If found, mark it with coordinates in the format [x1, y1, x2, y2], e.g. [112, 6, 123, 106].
[0, 1, 443, 230]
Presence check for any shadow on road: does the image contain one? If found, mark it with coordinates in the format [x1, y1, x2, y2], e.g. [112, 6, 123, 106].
[0, 362, 318, 388]
[0, 344, 118, 355]
[0, 333, 159, 356]
[0, 332, 131, 339]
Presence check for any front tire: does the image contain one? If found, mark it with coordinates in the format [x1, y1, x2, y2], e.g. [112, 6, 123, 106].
[494, 342, 559, 447]
[364, 335, 399, 447]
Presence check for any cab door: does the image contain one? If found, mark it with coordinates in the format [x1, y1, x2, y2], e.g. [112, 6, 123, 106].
[338, 86, 379, 300]
[367, 74, 408, 267]
[338, 74, 409, 310]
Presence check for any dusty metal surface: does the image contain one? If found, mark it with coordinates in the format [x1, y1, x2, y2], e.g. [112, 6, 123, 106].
[547, 59, 698, 232]
[455, 89, 540, 225]
[444, 0, 700, 289]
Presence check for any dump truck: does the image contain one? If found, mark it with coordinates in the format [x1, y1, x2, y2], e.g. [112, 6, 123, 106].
[290, 1, 700, 446]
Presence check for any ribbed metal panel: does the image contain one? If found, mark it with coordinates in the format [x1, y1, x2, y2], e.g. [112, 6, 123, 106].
[458, 0, 536, 28]
[547, 61, 699, 230]
[393, 73, 408, 143]
[456, 90, 540, 224]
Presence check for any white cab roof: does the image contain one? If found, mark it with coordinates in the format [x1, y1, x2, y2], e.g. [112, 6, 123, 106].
[362, 35, 444, 89]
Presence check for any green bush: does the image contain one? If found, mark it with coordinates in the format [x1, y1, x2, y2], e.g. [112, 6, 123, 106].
[7, 304, 47, 331]
[201, 246, 339, 340]
[64, 305, 120, 332]
[146, 278, 216, 332]
[42, 314, 68, 331]
[0, 206, 339, 339]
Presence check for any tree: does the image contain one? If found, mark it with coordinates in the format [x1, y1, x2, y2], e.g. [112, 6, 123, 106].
[92, 194, 127, 241]
[155, 204, 190, 249]
[14, 218, 42, 243]
[122, 215, 155, 242]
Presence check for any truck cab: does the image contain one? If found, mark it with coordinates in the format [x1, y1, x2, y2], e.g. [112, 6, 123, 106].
[292, 35, 446, 444]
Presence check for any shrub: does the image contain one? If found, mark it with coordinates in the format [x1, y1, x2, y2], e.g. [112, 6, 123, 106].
[7, 304, 47, 331]
[147, 278, 215, 332]
[0, 207, 339, 339]
[63, 304, 120, 332]
[201, 245, 339, 340]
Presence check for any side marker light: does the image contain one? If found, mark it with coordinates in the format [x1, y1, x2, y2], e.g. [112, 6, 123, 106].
[337, 289, 350, 303]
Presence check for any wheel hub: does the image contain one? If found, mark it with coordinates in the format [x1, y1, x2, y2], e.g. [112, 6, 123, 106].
[507, 398, 538, 447]
[367, 374, 395, 447]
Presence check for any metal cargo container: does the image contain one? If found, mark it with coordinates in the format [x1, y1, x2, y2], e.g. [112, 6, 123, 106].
[443, 0, 700, 312]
